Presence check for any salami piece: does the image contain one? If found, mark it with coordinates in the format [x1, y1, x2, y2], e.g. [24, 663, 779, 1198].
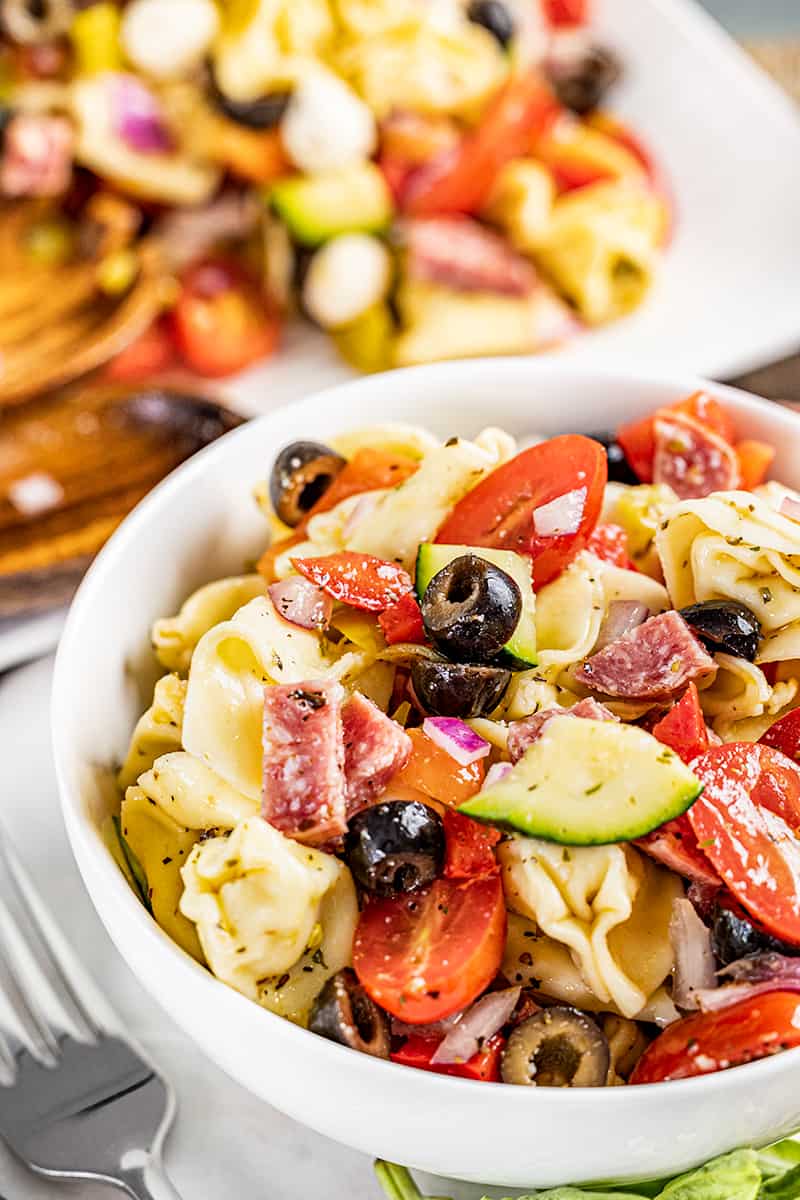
[403, 216, 537, 297]
[637, 815, 722, 888]
[576, 611, 716, 699]
[342, 692, 412, 816]
[262, 680, 346, 845]
[507, 697, 617, 762]
[652, 411, 740, 500]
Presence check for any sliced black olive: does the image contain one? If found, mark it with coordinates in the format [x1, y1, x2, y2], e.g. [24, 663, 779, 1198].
[501, 1007, 610, 1087]
[309, 968, 390, 1058]
[411, 659, 511, 719]
[466, 0, 514, 47]
[211, 85, 292, 130]
[269, 440, 346, 527]
[586, 432, 639, 486]
[679, 600, 761, 662]
[547, 45, 621, 116]
[421, 554, 522, 664]
[344, 800, 444, 897]
[711, 905, 800, 968]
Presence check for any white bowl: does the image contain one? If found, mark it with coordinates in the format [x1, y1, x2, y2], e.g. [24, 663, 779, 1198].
[53, 360, 800, 1189]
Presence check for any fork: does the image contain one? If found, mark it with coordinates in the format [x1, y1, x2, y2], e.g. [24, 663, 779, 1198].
[0, 825, 183, 1199]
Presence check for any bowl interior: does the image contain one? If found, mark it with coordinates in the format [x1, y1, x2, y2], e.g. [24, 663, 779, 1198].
[52, 360, 800, 1186]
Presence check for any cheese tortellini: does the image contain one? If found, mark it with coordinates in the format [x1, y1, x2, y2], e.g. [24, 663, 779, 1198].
[179, 816, 351, 1002]
[657, 491, 800, 663]
[135, 752, 258, 831]
[535, 181, 668, 326]
[182, 595, 372, 799]
[151, 575, 266, 674]
[500, 836, 682, 1019]
[118, 673, 187, 790]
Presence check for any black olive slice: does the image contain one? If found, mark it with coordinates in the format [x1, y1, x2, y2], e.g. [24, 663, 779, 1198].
[679, 600, 761, 662]
[421, 554, 522, 664]
[212, 85, 292, 130]
[501, 1007, 610, 1087]
[269, 439, 346, 527]
[344, 800, 444, 897]
[585, 432, 639, 486]
[466, 0, 515, 47]
[309, 969, 390, 1058]
[547, 45, 622, 116]
[711, 905, 800, 968]
[411, 660, 511, 719]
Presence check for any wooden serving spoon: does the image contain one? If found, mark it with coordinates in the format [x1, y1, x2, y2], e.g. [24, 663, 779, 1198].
[0, 382, 243, 618]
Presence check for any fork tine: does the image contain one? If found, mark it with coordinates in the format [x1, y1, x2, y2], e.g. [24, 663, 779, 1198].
[0, 826, 101, 1046]
[0, 912, 60, 1067]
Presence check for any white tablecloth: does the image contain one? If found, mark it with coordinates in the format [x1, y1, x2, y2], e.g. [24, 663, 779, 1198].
[0, 657, 492, 1200]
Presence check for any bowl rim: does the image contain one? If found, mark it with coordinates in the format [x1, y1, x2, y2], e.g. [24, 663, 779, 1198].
[53, 356, 800, 1106]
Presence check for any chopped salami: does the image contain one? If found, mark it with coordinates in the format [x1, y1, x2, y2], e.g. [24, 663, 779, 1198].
[262, 681, 346, 845]
[342, 692, 412, 816]
[0, 113, 74, 198]
[652, 411, 740, 500]
[507, 696, 617, 762]
[637, 815, 722, 889]
[402, 216, 537, 297]
[576, 611, 716, 699]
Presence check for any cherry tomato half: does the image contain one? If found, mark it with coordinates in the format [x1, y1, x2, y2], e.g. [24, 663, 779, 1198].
[687, 743, 800, 945]
[105, 317, 176, 382]
[761, 709, 800, 766]
[391, 1032, 504, 1082]
[353, 874, 506, 1023]
[631, 991, 800, 1084]
[171, 258, 279, 378]
[443, 808, 500, 880]
[402, 74, 561, 216]
[378, 593, 427, 645]
[435, 435, 607, 589]
[542, 0, 589, 27]
[393, 728, 485, 807]
[291, 552, 412, 613]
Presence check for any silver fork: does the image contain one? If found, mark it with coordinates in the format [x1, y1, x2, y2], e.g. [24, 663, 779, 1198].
[0, 825, 182, 1199]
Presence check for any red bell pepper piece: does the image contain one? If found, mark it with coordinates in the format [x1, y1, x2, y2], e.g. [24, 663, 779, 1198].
[391, 1033, 504, 1082]
[292, 552, 413, 613]
[651, 683, 709, 766]
[736, 440, 776, 491]
[378, 593, 426, 645]
[443, 808, 501, 880]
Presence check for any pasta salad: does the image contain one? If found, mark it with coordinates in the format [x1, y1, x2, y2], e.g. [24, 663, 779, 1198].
[114, 393, 800, 1089]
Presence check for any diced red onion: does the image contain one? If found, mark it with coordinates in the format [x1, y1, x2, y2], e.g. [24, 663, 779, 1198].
[696, 953, 800, 1013]
[532, 486, 586, 538]
[781, 496, 800, 523]
[670, 897, 716, 1010]
[594, 600, 650, 652]
[269, 577, 332, 630]
[112, 74, 173, 154]
[482, 761, 513, 789]
[431, 987, 521, 1065]
[342, 491, 379, 540]
[422, 717, 491, 766]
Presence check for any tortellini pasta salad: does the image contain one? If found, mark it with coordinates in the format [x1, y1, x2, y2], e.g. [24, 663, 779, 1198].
[115, 391, 800, 1090]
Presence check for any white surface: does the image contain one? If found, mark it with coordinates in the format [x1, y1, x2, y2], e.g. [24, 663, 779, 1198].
[4, 0, 800, 673]
[52, 360, 800, 1189]
[0, 657, 489, 1200]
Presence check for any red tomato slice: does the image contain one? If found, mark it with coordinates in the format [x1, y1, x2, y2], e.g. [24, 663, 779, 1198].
[687, 743, 800, 944]
[292, 552, 412, 613]
[443, 808, 500, 880]
[761, 709, 800, 766]
[393, 728, 485, 807]
[616, 391, 735, 485]
[105, 317, 176, 382]
[378, 593, 426, 645]
[541, 0, 589, 27]
[630, 991, 800, 1084]
[436, 435, 606, 589]
[736, 440, 776, 491]
[402, 74, 561, 216]
[171, 258, 279, 378]
[585, 522, 636, 571]
[652, 684, 709, 765]
[391, 1032, 504, 1082]
[353, 875, 506, 1023]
